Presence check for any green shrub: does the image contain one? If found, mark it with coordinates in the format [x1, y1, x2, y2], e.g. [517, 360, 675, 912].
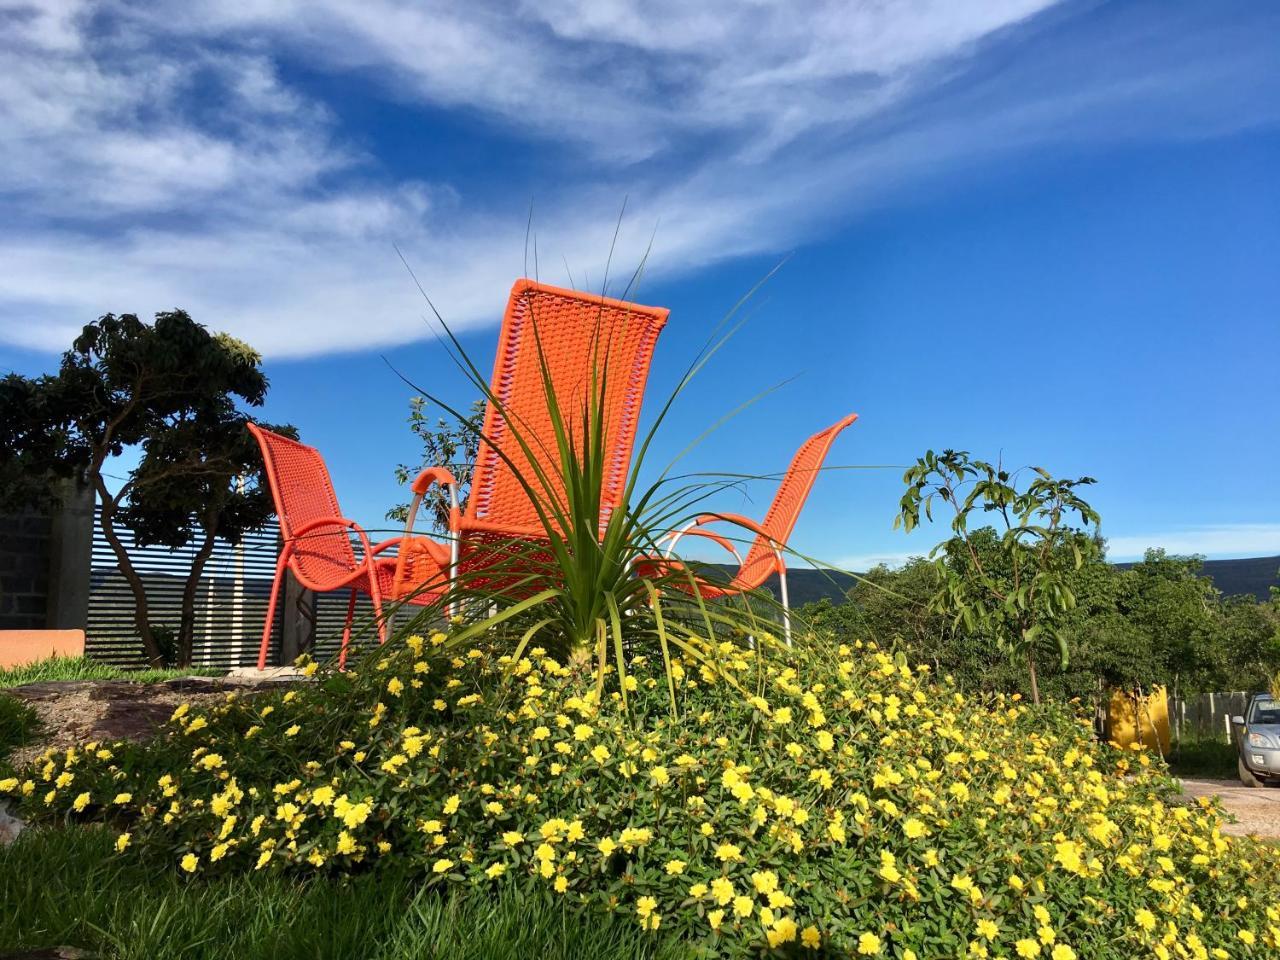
[6, 630, 1279, 958]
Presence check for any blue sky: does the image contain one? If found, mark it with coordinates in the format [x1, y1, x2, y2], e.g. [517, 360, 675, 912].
[2, 0, 1278, 568]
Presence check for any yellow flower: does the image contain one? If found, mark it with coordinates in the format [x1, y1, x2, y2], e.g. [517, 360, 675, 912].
[857, 932, 882, 955]
[553, 876, 568, 893]
[710, 877, 735, 906]
[590, 744, 610, 764]
[442, 795, 461, 815]
[1237, 930, 1255, 946]
[1015, 939, 1041, 958]
[598, 837, 617, 856]
[0, 778, 19, 793]
[732, 895, 754, 918]
[665, 859, 686, 875]
[715, 842, 743, 862]
[284, 724, 301, 737]
[72, 791, 91, 812]
[1051, 947, 1077, 960]
[485, 862, 506, 879]
[433, 858, 454, 874]
[180, 853, 199, 873]
[115, 833, 131, 853]
[387, 677, 404, 697]
[636, 896, 657, 919]
[801, 926, 821, 949]
[1135, 908, 1157, 932]
[976, 919, 999, 941]
[112, 792, 133, 804]
[502, 830, 525, 845]
[707, 909, 725, 931]
[902, 817, 928, 839]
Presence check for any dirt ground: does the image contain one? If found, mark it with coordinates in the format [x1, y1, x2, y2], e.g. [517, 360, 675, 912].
[1179, 777, 1280, 838]
[5, 674, 290, 769]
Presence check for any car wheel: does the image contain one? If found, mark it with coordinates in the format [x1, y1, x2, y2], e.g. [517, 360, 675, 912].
[1238, 756, 1262, 788]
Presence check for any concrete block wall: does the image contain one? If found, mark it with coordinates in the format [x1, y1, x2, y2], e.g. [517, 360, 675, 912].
[0, 510, 53, 630]
[0, 482, 93, 632]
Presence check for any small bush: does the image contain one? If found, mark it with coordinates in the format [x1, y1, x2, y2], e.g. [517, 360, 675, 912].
[6, 633, 1279, 958]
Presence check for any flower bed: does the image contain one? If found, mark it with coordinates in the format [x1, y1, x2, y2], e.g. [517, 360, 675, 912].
[5, 633, 1278, 958]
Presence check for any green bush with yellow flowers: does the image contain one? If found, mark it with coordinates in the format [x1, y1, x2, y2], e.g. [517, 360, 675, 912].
[5, 630, 1278, 959]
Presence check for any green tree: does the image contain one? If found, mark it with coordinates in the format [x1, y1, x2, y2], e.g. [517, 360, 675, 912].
[387, 397, 484, 532]
[0, 311, 290, 666]
[895, 450, 1101, 704]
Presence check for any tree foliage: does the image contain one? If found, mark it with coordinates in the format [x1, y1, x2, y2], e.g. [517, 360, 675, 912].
[802, 545, 1280, 704]
[387, 397, 484, 532]
[0, 311, 291, 666]
[894, 449, 1101, 703]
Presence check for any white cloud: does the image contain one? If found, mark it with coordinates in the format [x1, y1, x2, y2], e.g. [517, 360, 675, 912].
[1105, 525, 1280, 562]
[1, 1, 1278, 357]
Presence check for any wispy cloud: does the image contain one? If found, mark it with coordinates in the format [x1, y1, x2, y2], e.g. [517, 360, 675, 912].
[1104, 524, 1280, 561]
[1, 1, 1277, 357]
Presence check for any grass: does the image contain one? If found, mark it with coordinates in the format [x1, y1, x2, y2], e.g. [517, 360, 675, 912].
[0, 826, 692, 960]
[1167, 734, 1238, 780]
[0, 693, 40, 768]
[0, 655, 211, 689]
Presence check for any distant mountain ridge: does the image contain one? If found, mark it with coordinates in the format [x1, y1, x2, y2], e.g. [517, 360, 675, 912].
[738, 555, 1280, 608]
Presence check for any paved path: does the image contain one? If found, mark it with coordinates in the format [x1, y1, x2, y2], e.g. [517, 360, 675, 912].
[1179, 778, 1280, 838]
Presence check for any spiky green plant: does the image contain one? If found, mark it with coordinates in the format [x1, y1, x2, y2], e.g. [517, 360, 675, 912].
[389, 264, 791, 710]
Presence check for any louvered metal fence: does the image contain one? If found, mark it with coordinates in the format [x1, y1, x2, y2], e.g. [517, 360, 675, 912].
[86, 511, 388, 668]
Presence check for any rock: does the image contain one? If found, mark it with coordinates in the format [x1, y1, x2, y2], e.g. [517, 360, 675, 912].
[223, 665, 308, 683]
[0, 800, 25, 846]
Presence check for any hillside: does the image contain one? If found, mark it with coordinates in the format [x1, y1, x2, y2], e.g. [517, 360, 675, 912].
[747, 554, 1280, 607]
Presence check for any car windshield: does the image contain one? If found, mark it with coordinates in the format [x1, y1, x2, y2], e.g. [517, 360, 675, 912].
[1248, 698, 1280, 725]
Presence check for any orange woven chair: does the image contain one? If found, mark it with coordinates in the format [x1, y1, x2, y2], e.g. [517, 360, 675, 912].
[248, 424, 449, 670]
[393, 279, 669, 602]
[637, 413, 858, 645]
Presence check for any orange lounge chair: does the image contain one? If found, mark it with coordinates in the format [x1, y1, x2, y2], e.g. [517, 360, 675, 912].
[392, 279, 669, 602]
[249, 424, 449, 669]
[637, 413, 858, 645]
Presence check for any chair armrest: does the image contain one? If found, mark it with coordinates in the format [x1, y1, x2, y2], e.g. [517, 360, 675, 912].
[370, 537, 402, 556]
[402, 468, 461, 575]
[659, 524, 744, 564]
[692, 512, 786, 572]
[411, 467, 458, 494]
[287, 517, 377, 565]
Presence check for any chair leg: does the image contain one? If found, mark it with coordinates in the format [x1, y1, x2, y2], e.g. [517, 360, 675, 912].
[779, 567, 792, 648]
[338, 588, 357, 671]
[257, 552, 289, 669]
[367, 557, 388, 645]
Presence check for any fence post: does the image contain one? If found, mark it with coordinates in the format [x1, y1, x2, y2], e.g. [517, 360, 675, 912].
[279, 571, 315, 666]
[46, 480, 94, 631]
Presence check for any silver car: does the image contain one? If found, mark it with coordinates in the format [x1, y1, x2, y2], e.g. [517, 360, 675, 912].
[1234, 694, 1280, 787]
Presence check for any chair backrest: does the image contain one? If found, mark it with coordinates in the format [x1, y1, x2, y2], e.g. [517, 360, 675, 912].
[735, 413, 859, 588]
[465, 279, 669, 537]
[247, 423, 357, 587]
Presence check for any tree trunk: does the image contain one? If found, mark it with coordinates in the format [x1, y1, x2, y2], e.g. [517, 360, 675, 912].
[94, 475, 164, 666]
[177, 518, 219, 667]
[1027, 648, 1041, 706]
